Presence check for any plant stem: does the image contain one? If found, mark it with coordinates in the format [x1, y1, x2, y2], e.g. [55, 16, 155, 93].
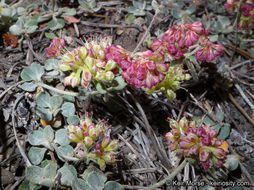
[52, 0, 56, 14]
[37, 82, 115, 97]
[133, 11, 159, 53]
[185, 60, 199, 82]
[37, 82, 80, 96]
[144, 158, 188, 190]
[53, 144, 79, 161]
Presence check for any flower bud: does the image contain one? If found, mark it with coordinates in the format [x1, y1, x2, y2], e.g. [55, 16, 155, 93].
[83, 136, 94, 148]
[97, 158, 106, 171]
[104, 71, 114, 81]
[101, 152, 116, 164]
[105, 60, 117, 71]
[104, 140, 119, 151]
[67, 124, 84, 143]
[101, 136, 111, 149]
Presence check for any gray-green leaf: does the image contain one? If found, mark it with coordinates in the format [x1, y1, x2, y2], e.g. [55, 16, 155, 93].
[72, 179, 93, 190]
[58, 165, 77, 186]
[19, 82, 37, 92]
[86, 172, 106, 190]
[43, 126, 54, 143]
[26, 160, 57, 187]
[217, 124, 230, 140]
[48, 18, 65, 30]
[36, 92, 51, 108]
[67, 115, 80, 125]
[55, 129, 69, 146]
[45, 59, 60, 71]
[105, 181, 124, 190]
[45, 32, 57, 39]
[224, 154, 239, 171]
[61, 102, 75, 117]
[57, 145, 74, 162]
[113, 76, 127, 91]
[28, 147, 47, 165]
[21, 63, 44, 81]
[36, 107, 52, 122]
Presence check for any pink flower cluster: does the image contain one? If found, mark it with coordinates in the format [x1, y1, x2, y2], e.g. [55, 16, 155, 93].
[106, 46, 168, 89]
[151, 22, 224, 62]
[225, 0, 254, 29]
[67, 114, 119, 170]
[165, 117, 227, 171]
[195, 36, 224, 62]
[46, 38, 66, 58]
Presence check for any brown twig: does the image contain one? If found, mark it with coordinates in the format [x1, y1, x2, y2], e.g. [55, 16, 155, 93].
[0, 81, 24, 100]
[80, 21, 142, 31]
[133, 11, 159, 53]
[235, 84, 254, 111]
[12, 94, 32, 167]
[228, 93, 254, 126]
[125, 90, 172, 170]
[188, 91, 224, 126]
[229, 59, 254, 70]
[225, 44, 254, 60]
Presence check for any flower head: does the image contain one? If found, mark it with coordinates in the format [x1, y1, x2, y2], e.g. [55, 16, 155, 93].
[224, 0, 254, 29]
[46, 38, 66, 58]
[145, 66, 191, 100]
[121, 57, 168, 89]
[66, 114, 119, 170]
[165, 117, 227, 171]
[151, 22, 224, 62]
[195, 36, 224, 62]
[59, 35, 119, 88]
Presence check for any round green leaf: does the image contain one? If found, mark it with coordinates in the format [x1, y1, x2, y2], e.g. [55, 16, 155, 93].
[26, 25, 38, 34]
[171, 8, 182, 19]
[57, 145, 74, 162]
[36, 92, 51, 108]
[62, 8, 76, 16]
[215, 110, 224, 122]
[61, 102, 75, 117]
[19, 82, 37, 92]
[95, 82, 107, 94]
[50, 96, 63, 109]
[28, 147, 47, 165]
[86, 172, 106, 190]
[82, 165, 107, 182]
[67, 115, 80, 125]
[43, 126, 54, 143]
[217, 124, 230, 140]
[125, 13, 135, 23]
[55, 129, 69, 146]
[19, 181, 41, 190]
[17, 7, 26, 15]
[45, 59, 60, 71]
[28, 130, 46, 146]
[59, 165, 77, 186]
[36, 107, 52, 122]
[224, 154, 239, 171]
[9, 24, 23, 35]
[21, 63, 44, 81]
[28, 129, 53, 150]
[48, 18, 65, 31]
[113, 76, 127, 91]
[26, 160, 57, 187]
[45, 32, 57, 39]
[105, 181, 124, 190]
[72, 179, 92, 190]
